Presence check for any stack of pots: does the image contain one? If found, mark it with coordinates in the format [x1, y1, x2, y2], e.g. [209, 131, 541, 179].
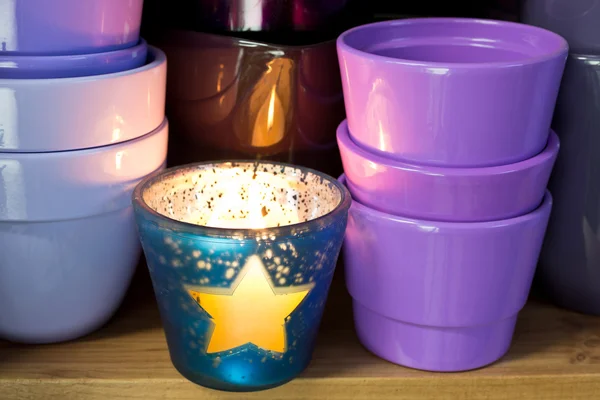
[522, 0, 600, 315]
[0, 0, 168, 344]
[336, 18, 567, 371]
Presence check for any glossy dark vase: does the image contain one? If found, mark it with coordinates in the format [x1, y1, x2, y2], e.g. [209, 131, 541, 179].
[186, 0, 349, 31]
[154, 31, 345, 177]
[521, 0, 600, 53]
[538, 54, 600, 315]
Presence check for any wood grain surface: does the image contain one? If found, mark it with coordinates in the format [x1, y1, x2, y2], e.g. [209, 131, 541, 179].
[1, 267, 600, 400]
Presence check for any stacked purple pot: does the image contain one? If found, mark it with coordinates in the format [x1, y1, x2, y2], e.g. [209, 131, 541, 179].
[0, 0, 168, 344]
[336, 18, 568, 371]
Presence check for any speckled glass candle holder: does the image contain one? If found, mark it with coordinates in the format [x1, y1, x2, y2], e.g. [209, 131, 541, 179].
[132, 161, 350, 391]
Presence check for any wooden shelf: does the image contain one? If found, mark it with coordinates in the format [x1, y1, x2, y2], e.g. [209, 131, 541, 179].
[2, 268, 600, 400]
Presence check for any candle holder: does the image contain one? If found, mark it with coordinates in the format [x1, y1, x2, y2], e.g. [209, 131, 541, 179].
[132, 161, 350, 391]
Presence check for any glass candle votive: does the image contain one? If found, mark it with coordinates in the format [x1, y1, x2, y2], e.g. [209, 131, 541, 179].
[132, 161, 351, 391]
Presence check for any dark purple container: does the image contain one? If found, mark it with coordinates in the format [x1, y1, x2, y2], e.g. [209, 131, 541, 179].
[141, 0, 365, 177]
[538, 53, 600, 316]
[154, 30, 345, 177]
[521, 0, 600, 53]
[185, 0, 350, 31]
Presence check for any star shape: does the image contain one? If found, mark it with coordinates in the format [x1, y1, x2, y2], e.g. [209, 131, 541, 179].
[186, 255, 314, 354]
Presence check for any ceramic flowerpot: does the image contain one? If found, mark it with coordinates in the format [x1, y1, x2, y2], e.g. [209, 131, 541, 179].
[342, 175, 552, 371]
[337, 18, 568, 167]
[0, 47, 166, 152]
[337, 119, 559, 222]
[0, 40, 148, 79]
[0, 121, 168, 343]
[0, 0, 143, 55]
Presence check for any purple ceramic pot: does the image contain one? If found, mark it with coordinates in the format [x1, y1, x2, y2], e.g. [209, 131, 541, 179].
[0, 0, 143, 55]
[341, 175, 552, 371]
[337, 120, 559, 222]
[0, 121, 168, 344]
[0, 40, 148, 79]
[521, 0, 600, 54]
[337, 18, 568, 167]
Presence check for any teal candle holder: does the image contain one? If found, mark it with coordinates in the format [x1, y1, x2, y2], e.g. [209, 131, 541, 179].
[132, 160, 350, 391]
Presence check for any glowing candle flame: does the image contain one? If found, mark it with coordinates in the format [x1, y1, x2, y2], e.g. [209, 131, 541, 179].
[251, 85, 285, 148]
[267, 85, 276, 131]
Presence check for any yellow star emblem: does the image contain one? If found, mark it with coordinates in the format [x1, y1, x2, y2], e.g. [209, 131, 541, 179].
[187, 255, 314, 354]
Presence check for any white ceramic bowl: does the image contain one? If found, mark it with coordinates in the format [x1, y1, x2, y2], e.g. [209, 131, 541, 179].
[0, 120, 168, 343]
[0, 47, 166, 152]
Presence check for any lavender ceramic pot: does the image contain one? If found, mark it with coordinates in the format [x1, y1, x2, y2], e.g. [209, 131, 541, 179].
[341, 175, 552, 371]
[338, 120, 559, 222]
[0, 121, 168, 344]
[0, 47, 166, 152]
[337, 18, 568, 167]
[538, 53, 600, 315]
[0, 40, 148, 79]
[0, 0, 143, 55]
[521, 0, 600, 53]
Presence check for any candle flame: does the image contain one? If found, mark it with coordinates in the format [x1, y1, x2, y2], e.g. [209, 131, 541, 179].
[234, 58, 292, 151]
[267, 85, 276, 132]
[251, 85, 285, 148]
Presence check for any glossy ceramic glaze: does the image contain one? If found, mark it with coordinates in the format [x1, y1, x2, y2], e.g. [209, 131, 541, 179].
[0, 47, 166, 152]
[0, 120, 168, 343]
[522, 0, 600, 53]
[152, 31, 345, 177]
[337, 18, 568, 167]
[538, 54, 600, 315]
[0, 40, 148, 79]
[146, 0, 349, 32]
[133, 161, 350, 391]
[0, 0, 143, 55]
[337, 120, 558, 222]
[341, 176, 552, 371]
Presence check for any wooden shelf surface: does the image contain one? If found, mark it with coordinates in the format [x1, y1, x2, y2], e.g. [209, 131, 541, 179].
[2, 270, 600, 400]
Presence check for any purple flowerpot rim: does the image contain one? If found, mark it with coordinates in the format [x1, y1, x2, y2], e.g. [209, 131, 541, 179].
[0, 39, 148, 79]
[337, 17, 569, 68]
[341, 126, 559, 178]
[339, 174, 552, 227]
[0, 42, 161, 84]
